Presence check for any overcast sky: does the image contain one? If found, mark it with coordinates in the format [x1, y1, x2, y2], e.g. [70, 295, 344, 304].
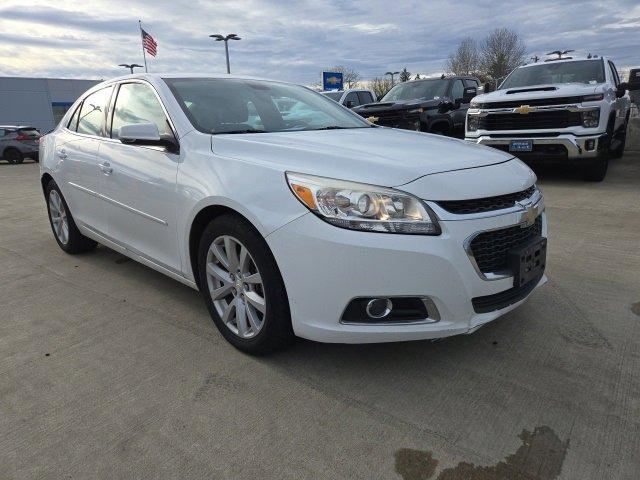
[0, 0, 638, 84]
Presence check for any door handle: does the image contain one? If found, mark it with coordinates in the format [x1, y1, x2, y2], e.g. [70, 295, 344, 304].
[57, 149, 67, 159]
[99, 161, 113, 175]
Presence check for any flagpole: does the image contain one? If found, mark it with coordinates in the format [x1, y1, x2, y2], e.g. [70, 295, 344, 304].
[138, 20, 148, 73]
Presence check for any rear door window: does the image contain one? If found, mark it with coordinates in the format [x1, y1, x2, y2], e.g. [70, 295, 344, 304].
[357, 91, 374, 104]
[343, 91, 360, 107]
[77, 87, 113, 137]
[67, 103, 82, 131]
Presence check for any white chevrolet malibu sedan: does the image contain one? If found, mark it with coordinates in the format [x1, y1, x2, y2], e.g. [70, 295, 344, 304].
[40, 74, 547, 354]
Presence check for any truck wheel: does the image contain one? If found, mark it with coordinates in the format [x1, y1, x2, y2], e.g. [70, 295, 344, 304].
[610, 112, 630, 160]
[4, 148, 23, 164]
[583, 156, 608, 182]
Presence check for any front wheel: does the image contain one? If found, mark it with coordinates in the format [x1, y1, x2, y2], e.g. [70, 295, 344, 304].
[197, 214, 294, 355]
[45, 180, 98, 253]
[583, 155, 608, 182]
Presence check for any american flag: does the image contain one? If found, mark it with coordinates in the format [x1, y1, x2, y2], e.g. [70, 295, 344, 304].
[141, 28, 157, 57]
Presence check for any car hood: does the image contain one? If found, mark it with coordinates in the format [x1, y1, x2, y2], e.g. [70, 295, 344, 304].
[353, 98, 442, 112]
[474, 83, 602, 104]
[210, 127, 513, 187]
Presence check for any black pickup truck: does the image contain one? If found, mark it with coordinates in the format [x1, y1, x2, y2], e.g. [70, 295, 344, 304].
[352, 76, 480, 138]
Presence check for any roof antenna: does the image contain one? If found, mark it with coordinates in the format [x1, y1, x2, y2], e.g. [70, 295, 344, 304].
[440, 73, 445, 79]
[531, 55, 540, 63]
[587, 53, 592, 59]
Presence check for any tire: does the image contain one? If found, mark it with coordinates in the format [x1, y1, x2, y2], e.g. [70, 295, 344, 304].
[197, 214, 294, 355]
[610, 112, 630, 160]
[45, 179, 98, 254]
[4, 148, 23, 164]
[583, 118, 614, 182]
[583, 155, 608, 182]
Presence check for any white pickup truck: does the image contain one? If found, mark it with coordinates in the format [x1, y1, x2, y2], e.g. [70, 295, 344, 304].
[465, 57, 639, 181]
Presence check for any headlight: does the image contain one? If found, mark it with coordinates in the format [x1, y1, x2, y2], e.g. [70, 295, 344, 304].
[286, 172, 440, 235]
[467, 115, 479, 132]
[581, 109, 600, 128]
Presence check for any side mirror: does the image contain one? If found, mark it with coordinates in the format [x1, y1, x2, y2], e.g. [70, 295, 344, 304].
[462, 86, 477, 103]
[118, 123, 178, 152]
[345, 100, 356, 108]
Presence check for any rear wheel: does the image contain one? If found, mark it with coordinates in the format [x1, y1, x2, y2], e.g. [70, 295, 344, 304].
[4, 148, 23, 164]
[197, 214, 294, 354]
[45, 180, 97, 253]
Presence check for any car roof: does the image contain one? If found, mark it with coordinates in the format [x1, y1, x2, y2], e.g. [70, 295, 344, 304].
[519, 57, 608, 68]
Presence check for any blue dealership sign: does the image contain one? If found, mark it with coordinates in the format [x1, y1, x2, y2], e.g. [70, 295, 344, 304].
[322, 71, 343, 91]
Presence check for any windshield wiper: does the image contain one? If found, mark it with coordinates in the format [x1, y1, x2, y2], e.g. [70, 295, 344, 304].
[213, 128, 266, 134]
[313, 126, 351, 130]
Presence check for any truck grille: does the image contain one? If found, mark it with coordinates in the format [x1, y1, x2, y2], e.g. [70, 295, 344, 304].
[437, 185, 535, 215]
[470, 215, 543, 273]
[357, 110, 419, 127]
[478, 111, 581, 131]
[473, 96, 583, 109]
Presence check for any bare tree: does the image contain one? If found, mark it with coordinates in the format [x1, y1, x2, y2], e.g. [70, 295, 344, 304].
[479, 28, 526, 81]
[399, 68, 412, 82]
[446, 37, 480, 76]
[323, 65, 361, 88]
[370, 77, 393, 99]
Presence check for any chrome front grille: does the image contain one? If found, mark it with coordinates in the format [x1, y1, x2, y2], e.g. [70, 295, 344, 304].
[436, 186, 536, 215]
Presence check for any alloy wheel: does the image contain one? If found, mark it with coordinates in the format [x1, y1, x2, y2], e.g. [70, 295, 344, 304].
[206, 235, 266, 339]
[48, 190, 69, 245]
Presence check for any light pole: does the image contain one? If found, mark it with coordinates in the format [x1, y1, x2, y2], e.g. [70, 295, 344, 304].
[385, 71, 400, 86]
[209, 33, 241, 73]
[118, 63, 144, 74]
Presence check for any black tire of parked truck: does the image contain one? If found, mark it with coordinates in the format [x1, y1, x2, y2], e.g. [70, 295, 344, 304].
[583, 118, 616, 182]
[610, 112, 630, 160]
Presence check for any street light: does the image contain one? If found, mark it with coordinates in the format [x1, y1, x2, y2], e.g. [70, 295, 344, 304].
[209, 33, 241, 73]
[118, 63, 144, 74]
[385, 71, 400, 85]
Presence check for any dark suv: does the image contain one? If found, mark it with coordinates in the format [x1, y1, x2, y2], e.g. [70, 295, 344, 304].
[352, 76, 479, 138]
[0, 126, 41, 164]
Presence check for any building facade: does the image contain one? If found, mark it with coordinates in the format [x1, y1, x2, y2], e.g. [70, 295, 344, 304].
[0, 77, 100, 133]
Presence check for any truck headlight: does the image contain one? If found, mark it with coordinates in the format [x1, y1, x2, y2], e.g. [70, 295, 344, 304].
[581, 109, 600, 128]
[467, 115, 479, 132]
[286, 172, 440, 235]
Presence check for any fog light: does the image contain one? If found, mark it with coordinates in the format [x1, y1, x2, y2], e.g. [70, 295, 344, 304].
[585, 139, 596, 151]
[366, 298, 393, 319]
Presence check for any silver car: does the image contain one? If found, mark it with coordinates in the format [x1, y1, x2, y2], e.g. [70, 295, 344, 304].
[0, 126, 41, 164]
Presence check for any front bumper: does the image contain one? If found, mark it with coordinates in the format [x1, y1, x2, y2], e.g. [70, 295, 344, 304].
[266, 208, 547, 344]
[465, 133, 604, 160]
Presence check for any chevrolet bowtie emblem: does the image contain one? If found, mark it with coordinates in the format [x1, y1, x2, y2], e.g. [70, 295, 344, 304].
[366, 116, 379, 123]
[516, 199, 537, 227]
[515, 105, 534, 115]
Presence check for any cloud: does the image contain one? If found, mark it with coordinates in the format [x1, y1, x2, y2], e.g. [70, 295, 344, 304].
[0, 0, 637, 82]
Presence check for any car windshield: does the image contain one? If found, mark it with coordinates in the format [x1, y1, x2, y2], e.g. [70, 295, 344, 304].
[322, 91, 343, 101]
[500, 60, 605, 89]
[381, 79, 448, 102]
[165, 78, 370, 134]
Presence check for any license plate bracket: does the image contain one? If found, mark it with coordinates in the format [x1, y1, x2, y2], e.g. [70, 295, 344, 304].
[509, 140, 533, 152]
[508, 236, 547, 287]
